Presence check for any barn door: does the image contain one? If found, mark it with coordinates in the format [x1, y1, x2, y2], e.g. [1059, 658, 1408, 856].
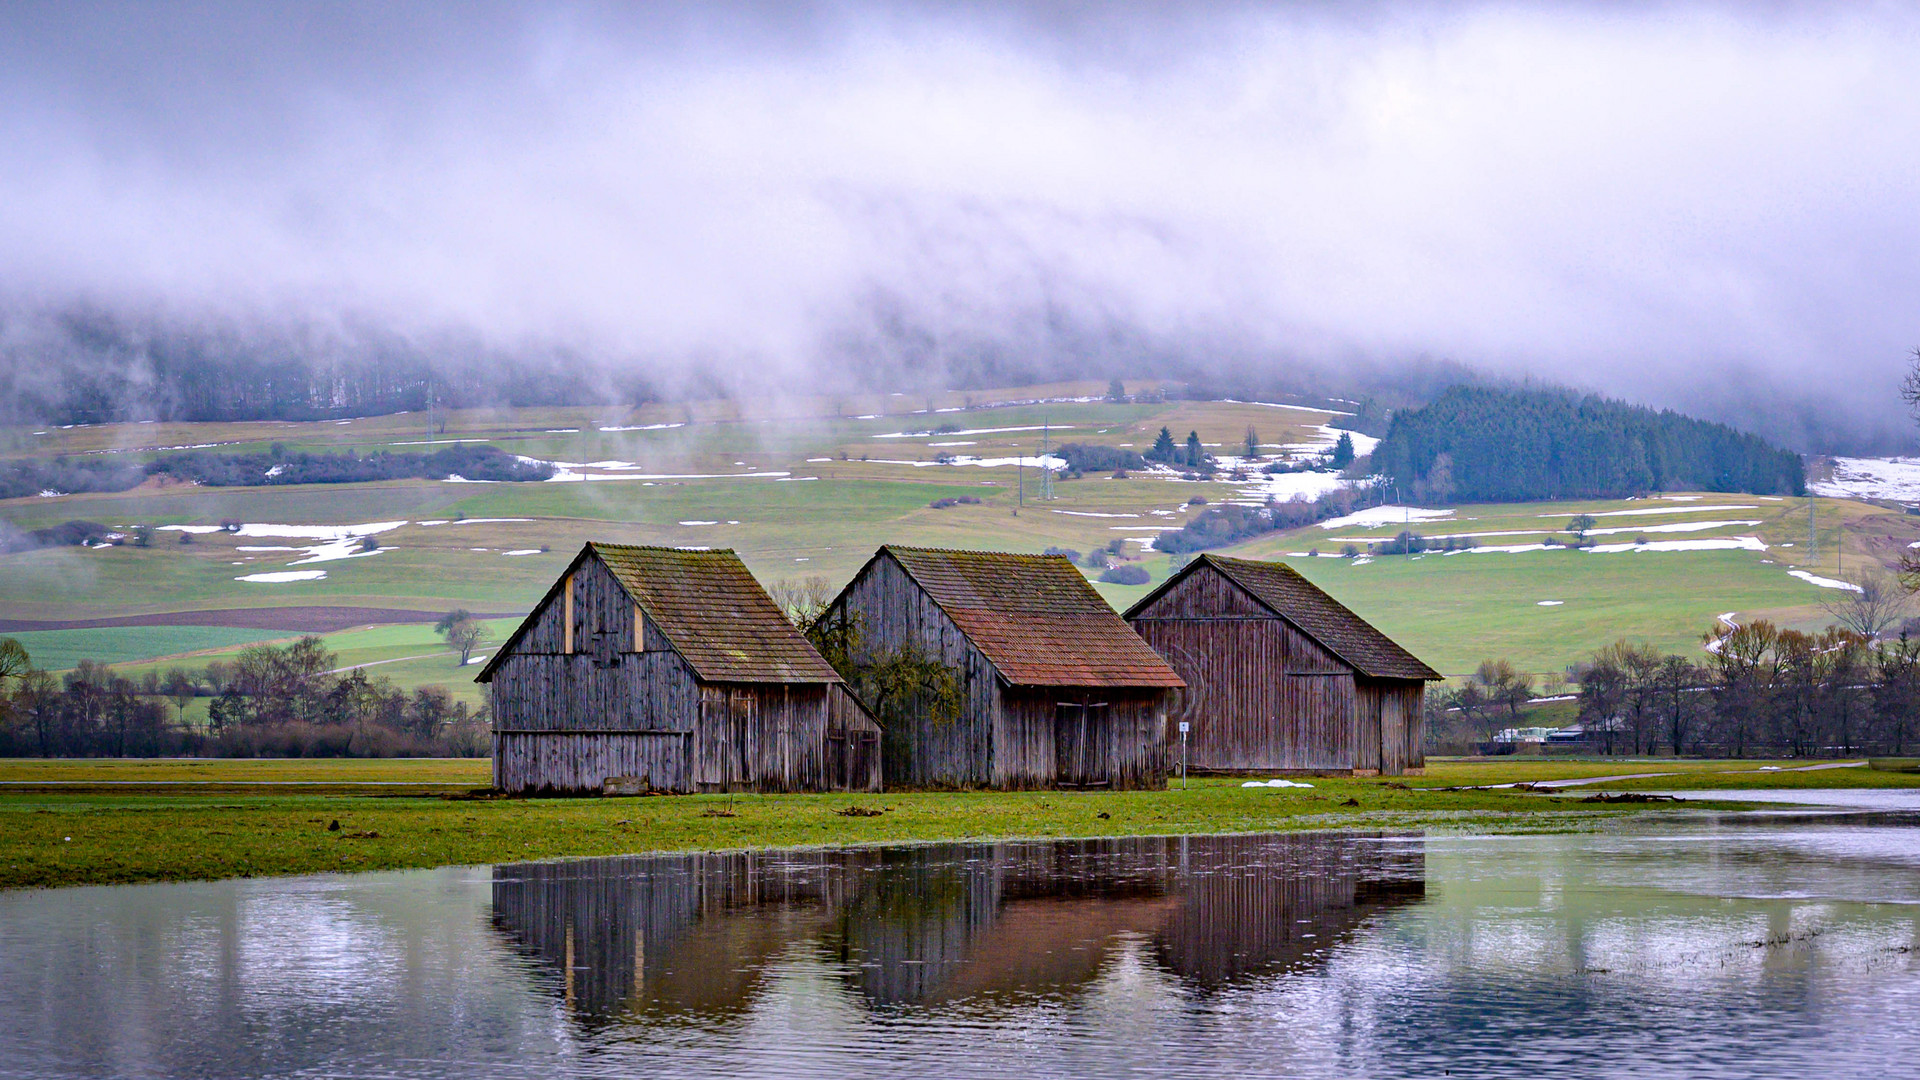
[1055, 701, 1108, 786]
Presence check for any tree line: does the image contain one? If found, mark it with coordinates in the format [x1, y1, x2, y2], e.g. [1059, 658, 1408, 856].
[1431, 623, 1920, 758]
[0, 637, 488, 758]
[1372, 385, 1806, 503]
[0, 443, 551, 502]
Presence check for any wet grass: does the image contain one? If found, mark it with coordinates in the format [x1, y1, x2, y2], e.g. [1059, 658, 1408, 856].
[6, 755, 1901, 891]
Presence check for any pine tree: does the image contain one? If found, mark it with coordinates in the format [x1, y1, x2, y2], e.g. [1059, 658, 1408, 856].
[1184, 431, 1204, 467]
[1243, 426, 1260, 458]
[1330, 432, 1355, 469]
[1149, 426, 1177, 462]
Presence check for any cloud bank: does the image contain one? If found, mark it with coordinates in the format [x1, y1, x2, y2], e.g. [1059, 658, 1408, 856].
[1, 1, 1917, 447]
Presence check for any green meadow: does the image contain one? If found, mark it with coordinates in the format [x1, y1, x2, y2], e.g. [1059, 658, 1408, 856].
[0, 382, 1902, 692]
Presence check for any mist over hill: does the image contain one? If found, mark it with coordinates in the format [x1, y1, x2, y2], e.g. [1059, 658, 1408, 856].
[3, 2, 1918, 453]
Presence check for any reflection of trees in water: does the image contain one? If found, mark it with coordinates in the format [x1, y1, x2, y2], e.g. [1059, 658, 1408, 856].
[488, 833, 1425, 1024]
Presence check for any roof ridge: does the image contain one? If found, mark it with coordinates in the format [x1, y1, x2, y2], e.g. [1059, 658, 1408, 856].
[1182, 554, 1439, 681]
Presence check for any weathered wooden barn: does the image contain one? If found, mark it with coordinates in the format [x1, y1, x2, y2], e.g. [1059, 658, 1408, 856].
[820, 546, 1184, 790]
[477, 544, 880, 795]
[1124, 554, 1440, 776]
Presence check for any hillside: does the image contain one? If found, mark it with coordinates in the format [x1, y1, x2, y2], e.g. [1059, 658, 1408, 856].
[1371, 385, 1807, 502]
[0, 382, 1902, 701]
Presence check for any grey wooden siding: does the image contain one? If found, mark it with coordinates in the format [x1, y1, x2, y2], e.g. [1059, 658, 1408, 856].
[489, 554, 877, 795]
[494, 730, 692, 795]
[828, 554, 1166, 790]
[1131, 563, 1360, 774]
[1355, 678, 1425, 776]
[829, 554, 1003, 788]
[998, 689, 1167, 790]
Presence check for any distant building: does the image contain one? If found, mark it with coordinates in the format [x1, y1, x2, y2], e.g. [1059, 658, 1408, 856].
[820, 546, 1185, 789]
[1125, 554, 1441, 776]
[477, 544, 879, 794]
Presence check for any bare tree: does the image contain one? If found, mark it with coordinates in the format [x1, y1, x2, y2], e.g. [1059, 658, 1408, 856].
[1567, 514, 1596, 541]
[768, 576, 835, 628]
[434, 609, 486, 666]
[1821, 567, 1909, 639]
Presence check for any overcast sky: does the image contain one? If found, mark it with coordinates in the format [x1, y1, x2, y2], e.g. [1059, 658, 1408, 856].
[1, 1, 1916, 445]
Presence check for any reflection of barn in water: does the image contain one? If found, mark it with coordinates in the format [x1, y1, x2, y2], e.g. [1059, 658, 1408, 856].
[489, 833, 1425, 1022]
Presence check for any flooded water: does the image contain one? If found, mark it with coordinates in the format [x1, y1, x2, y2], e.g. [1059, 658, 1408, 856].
[3, 804, 1918, 1079]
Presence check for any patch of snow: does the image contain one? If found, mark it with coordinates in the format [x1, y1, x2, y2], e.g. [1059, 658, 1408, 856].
[1240, 778, 1316, 788]
[870, 455, 1064, 470]
[1537, 601, 1564, 606]
[1051, 510, 1139, 518]
[157, 525, 225, 534]
[872, 425, 1075, 439]
[237, 570, 327, 583]
[1546, 504, 1758, 518]
[503, 549, 542, 556]
[1350, 556, 1375, 565]
[443, 474, 502, 484]
[1318, 506, 1456, 530]
[1790, 569, 1863, 592]
[263, 464, 285, 479]
[679, 520, 720, 526]
[596, 423, 685, 432]
[806, 457, 833, 462]
[37, 489, 64, 498]
[1810, 456, 1920, 501]
[928, 441, 978, 447]
[543, 428, 580, 433]
[1584, 536, 1768, 553]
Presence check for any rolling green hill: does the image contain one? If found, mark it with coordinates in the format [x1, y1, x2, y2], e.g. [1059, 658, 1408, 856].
[1, 381, 1903, 703]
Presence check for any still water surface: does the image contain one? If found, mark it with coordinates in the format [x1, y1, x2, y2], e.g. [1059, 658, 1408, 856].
[3, 797, 1918, 1079]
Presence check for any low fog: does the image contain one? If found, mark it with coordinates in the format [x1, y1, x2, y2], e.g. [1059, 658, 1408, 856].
[2, 1, 1917, 449]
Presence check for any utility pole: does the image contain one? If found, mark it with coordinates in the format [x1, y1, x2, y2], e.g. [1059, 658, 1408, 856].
[1040, 416, 1053, 501]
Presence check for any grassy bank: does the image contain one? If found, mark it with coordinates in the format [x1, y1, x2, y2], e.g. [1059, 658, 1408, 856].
[5, 757, 1912, 891]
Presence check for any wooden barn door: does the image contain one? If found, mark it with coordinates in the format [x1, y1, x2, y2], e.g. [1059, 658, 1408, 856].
[1055, 701, 1109, 786]
[695, 687, 749, 790]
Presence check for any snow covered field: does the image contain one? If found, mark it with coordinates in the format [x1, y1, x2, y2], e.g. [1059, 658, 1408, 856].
[1811, 457, 1920, 502]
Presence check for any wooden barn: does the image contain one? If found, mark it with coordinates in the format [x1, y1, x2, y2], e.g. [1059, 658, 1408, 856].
[1124, 554, 1440, 776]
[820, 546, 1184, 790]
[476, 543, 880, 795]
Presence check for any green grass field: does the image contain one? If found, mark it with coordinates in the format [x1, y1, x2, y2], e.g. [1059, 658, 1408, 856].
[0, 756, 1905, 890]
[2, 384, 1904, 691]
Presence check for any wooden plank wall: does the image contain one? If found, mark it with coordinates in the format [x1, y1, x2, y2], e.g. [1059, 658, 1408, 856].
[998, 689, 1167, 790]
[491, 553, 866, 794]
[828, 555, 1004, 788]
[1353, 679, 1426, 776]
[1130, 564, 1358, 774]
[494, 731, 692, 795]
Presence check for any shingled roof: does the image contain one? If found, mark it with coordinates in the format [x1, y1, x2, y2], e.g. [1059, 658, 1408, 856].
[874, 546, 1184, 688]
[478, 544, 841, 684]
[1126, 554, 1440, 680]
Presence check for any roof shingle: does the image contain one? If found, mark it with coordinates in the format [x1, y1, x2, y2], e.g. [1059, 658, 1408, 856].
[591, 544, 842, 684]
[478, 544, 840, 684]
[1132, 555, 1440, 680]
[879, 546, 1184, 689]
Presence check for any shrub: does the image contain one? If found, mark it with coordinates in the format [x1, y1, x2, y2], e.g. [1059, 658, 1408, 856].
[1042, 546, 1082, 563]
[1081, 550, 1111, 570]
[1099, 564, 1150, 585]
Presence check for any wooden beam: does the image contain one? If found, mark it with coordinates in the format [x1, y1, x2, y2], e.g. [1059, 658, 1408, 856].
[564, 574, 575, 654]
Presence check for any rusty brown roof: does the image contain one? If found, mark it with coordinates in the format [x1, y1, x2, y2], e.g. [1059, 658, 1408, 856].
[1129, 554, 1440, 681]
[878, 546, 1184, 689]
[477, 544, 841, 684]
